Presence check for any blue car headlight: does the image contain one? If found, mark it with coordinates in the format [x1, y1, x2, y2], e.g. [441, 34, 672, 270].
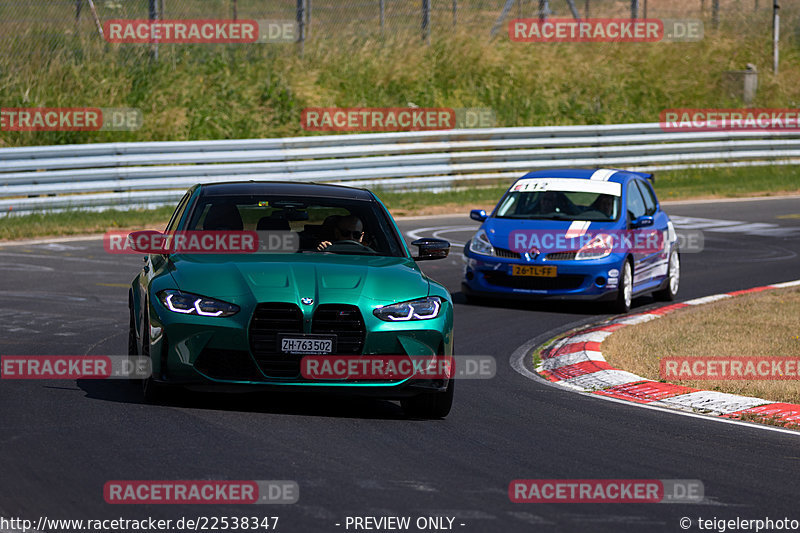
[575, 234, 613, 260]
[469, 229, 495, 256]
[373, 297, 442, 322]
[157, 289, 239, 317]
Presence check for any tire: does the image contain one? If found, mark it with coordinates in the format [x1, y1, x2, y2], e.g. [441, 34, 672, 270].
[611, 260, 633, 314]
[654, 249, 680, 301]
[401, 378, 454, 419]
[127, 300, 137, 357]
[463, 292, 485, 305]
[127, 298, 141, 387]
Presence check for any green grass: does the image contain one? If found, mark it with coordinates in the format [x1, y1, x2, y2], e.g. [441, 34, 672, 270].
[1, 10, 799, 147]
[2, 164, 798, 241]
[0, 206, 175, 241]
[654, 164, 800, 200]
[1, 9, 799, 240]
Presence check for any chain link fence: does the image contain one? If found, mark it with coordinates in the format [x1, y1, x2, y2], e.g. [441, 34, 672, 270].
[0, 0, 788, 58]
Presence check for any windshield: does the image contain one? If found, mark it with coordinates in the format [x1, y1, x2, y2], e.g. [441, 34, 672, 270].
[183, 194, 406, 257]
[495, 190, 620, 221]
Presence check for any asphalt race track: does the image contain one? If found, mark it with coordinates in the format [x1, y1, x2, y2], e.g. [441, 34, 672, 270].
[1, 196, 799, 533]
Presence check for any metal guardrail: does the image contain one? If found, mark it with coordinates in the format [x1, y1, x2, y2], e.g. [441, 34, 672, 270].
[1, 124, 798, 213]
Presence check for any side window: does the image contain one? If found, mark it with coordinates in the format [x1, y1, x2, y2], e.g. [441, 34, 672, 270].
[626, 181, 647, 221]
[635, 179, 657, 215]
[165, 192, 192, 233]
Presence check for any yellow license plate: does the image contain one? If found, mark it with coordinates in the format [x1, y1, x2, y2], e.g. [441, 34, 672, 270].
[511, 265, 557, 277]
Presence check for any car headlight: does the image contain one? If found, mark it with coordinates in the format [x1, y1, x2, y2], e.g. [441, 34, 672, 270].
[469, 229, 495, 256]
[373, 297, 442, 322]
[575, 234, 613, 260]
[157, 290, 239, 317]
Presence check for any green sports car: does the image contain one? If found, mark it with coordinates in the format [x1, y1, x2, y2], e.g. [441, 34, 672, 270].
[128, 181, 455, 418]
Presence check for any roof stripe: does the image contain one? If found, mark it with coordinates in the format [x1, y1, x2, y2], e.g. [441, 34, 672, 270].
[589, 168, 618, 181]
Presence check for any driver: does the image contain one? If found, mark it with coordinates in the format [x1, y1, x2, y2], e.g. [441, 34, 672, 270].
[537, 191, 560, 214]
[316, 215, 365, 251]
[589, 194, 615, 218]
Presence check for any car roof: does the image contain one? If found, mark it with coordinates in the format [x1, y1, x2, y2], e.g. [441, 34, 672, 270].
[197, 181, 376, 200]
[518, 168, 652, 185]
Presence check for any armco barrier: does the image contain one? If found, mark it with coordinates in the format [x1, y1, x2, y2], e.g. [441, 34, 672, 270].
[1, 123, 799, 212]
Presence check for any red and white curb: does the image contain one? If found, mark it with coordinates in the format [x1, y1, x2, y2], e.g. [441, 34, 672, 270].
[534, 280, 800, 430]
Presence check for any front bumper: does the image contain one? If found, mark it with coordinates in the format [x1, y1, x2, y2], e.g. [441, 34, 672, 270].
[462, 250, 625, 301]
[145, 298, 453, 395]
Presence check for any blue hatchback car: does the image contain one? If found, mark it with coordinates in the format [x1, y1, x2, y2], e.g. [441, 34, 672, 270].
[462, 168, 680, 312]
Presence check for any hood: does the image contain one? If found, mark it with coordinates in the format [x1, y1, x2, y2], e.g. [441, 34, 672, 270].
[481, 217, 624, 253]
[166, 253, 430, 306]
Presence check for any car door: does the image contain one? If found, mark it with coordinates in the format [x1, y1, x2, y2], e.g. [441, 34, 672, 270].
[635, 178, 670, 283]
[625, 180, 650, 288]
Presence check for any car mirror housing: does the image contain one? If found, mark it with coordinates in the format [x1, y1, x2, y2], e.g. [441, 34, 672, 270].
[127, 230, 168, 254]
[470, 209, 488, 222]
[631, 215, 655, 228]
[412, 238, 450, 261]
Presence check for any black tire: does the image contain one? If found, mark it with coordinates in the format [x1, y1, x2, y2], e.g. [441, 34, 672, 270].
[461, 286, 488, 306]
[401, 378, 454, 419]
[463, 293, 483, 305]
[653, 249, 680, 301]
[127, 297, 141, 387]
[611, 260, 633, 314]
[127, 299, 137, 357]
[142, 375, 169, 404]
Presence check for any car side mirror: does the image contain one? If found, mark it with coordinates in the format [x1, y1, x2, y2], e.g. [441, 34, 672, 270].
[470, 209, 488, 222]
[631, 215, 654, 228]
[412, 238, 450, 261]
[127, 230, 168, 254]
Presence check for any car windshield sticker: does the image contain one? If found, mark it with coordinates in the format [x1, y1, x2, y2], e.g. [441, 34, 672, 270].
[512, 178, 622, 196]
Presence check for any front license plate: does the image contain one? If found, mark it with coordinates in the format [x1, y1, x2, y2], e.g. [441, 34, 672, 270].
[279, 335, 336, 355]
[511, 265, 557, 277]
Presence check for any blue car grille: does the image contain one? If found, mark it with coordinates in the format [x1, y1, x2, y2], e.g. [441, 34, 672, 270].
[545, 251, 578, 261]
[494, 247, 522, 259]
